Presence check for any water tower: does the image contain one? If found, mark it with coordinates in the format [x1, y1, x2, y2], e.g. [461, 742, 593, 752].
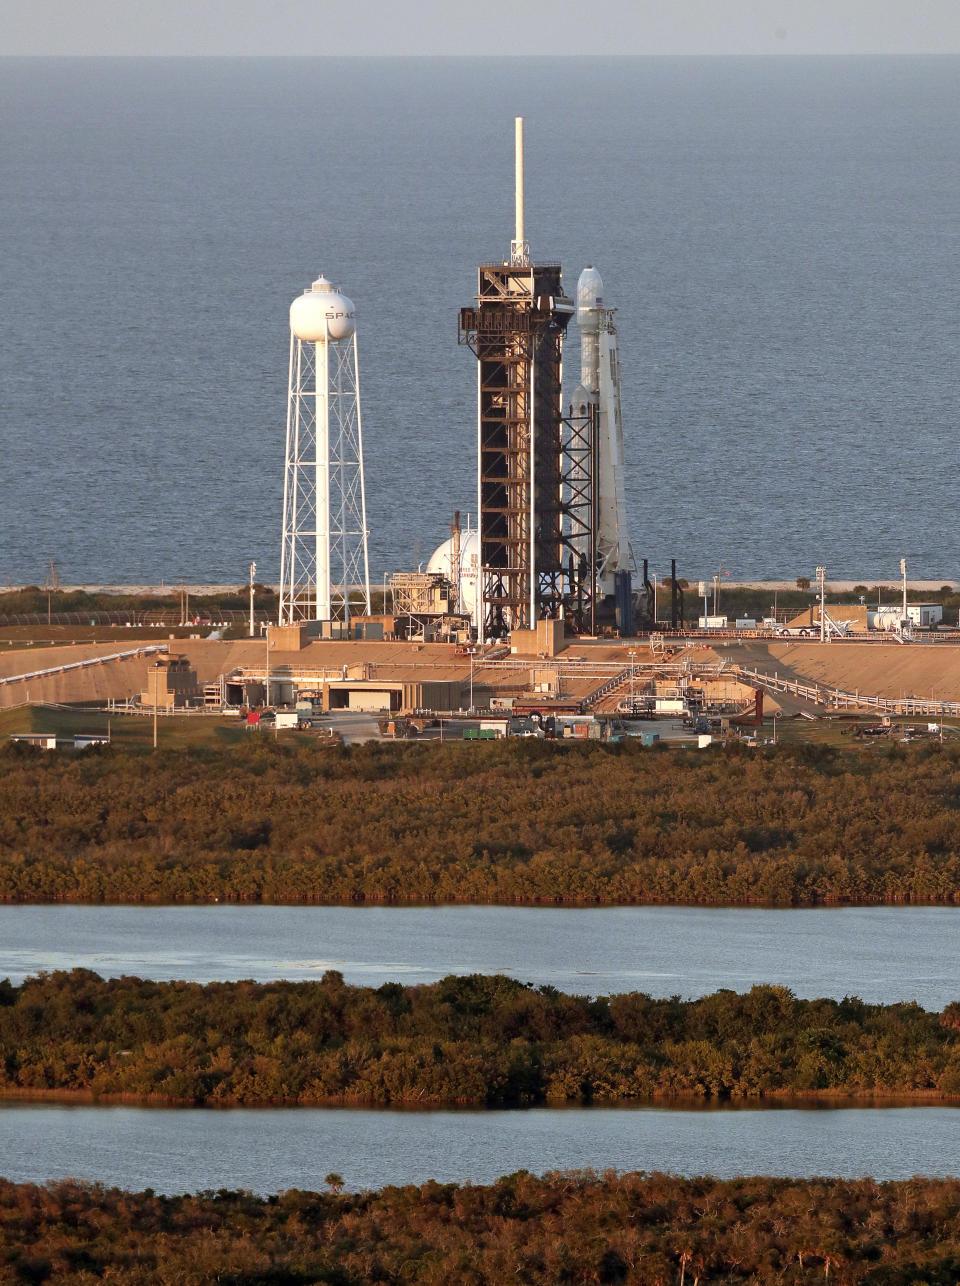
[279, 274, 371, 625]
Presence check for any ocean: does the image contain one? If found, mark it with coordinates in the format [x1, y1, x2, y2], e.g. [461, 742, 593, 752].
[1, 56, 958, 587]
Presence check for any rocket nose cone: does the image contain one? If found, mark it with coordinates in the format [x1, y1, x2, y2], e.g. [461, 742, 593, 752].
[576, 266, 604, 328]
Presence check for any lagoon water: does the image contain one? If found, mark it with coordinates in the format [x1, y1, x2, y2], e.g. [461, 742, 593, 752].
[1, 1101, 956, 1194]
[2, 57, 960, 585]
[2, 904, 959, 1008]
[2, 904, 959, 1189]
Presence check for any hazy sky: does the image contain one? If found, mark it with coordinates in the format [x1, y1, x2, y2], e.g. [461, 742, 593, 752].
[3, 0, 960, 57]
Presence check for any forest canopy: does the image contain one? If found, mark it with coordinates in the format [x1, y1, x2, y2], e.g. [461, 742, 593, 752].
[2, 738, 960, 906]
[3, 971, 960, 1106]
[5, 1171, 960, 1284]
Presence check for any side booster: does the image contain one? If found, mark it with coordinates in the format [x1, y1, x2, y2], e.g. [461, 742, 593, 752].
[568, 266, 636, 599]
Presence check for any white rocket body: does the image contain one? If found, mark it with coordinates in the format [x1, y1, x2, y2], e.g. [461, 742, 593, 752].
[570, 266, 636, 596]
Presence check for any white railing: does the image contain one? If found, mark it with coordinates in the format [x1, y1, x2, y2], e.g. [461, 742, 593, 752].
[0, 644, 169, 688]
[730, 663, 960, 718]
[582, 667, 635, 706]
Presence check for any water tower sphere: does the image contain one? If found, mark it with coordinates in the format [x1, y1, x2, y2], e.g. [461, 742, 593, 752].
[289, 275, 356, 343]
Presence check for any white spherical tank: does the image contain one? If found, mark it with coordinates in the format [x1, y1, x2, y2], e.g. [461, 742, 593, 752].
[289, 274, 356, 343]
[427, 529, 479, 620]
[576, 266, 604, 332]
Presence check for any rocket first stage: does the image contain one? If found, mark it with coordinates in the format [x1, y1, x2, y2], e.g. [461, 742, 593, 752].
[568, 266, 636, 599]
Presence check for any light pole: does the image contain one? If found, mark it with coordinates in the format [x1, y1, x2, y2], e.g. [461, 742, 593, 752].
[249, 561, 256, 638]
[469, 652, 474, 712]
[816, 566, 827, 643]
[713, 564, 724, 615]
[900, 557, 908, 625]
[652, 572, 659, 626]
[152, 663, 160, 750]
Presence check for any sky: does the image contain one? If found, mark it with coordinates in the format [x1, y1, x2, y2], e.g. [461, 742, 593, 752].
[2, 0, 959, 57]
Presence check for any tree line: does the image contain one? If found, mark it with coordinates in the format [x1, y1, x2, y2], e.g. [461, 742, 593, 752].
[3, 737, 960, 906]
[5, 1171, 960, 1283]
[3, 970, 960, 1106]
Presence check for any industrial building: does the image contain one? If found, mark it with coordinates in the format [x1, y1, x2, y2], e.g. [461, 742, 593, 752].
[139, 654, 199, 709]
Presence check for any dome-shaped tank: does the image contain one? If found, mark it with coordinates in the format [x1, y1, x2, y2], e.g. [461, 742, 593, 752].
[576, 266, 604, 331]
[426, 529, 479, 620]
[289, 275, 356, 343]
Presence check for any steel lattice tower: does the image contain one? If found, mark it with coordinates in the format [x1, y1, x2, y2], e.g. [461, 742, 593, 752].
[458, 118, 575, 638]
[279, 274, 371, 625]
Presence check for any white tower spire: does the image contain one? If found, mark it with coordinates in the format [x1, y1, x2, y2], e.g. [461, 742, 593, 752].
[510, 116, 530, 267]
[279, 273, 371, 626]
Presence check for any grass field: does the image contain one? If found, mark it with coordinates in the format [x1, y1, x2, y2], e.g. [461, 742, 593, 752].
[0, 699, 954, 754]
[0, 705, 275, 749]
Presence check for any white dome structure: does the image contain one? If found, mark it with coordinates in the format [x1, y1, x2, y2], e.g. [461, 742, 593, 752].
[427, 529, 479, 621]
[289, 275, 356, 343]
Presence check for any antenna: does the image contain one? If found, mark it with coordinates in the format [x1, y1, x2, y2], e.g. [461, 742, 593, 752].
[510, 116, 530, 267]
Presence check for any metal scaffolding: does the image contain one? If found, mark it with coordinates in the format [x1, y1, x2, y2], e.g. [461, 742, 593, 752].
[459, 262, 573, 637]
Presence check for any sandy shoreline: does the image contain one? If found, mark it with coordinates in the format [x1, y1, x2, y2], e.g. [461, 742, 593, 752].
[4, 580, 954, 597]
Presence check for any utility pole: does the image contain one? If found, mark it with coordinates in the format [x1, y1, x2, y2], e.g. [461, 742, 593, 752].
[43, 560, 58, 626]
[249, 561, 256, 638]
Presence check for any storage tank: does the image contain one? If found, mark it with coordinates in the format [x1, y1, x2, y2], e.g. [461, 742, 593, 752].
[426, 529, 479, 619]
[289, 275, 356, 343]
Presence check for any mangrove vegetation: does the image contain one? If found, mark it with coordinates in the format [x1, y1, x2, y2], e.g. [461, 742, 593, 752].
[2, 738, 960, 905]
[6, 1171, 960, 1283]
[3, 971, 960, 1106]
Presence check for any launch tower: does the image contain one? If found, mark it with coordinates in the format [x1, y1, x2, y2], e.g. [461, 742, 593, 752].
[458, 119, 575, 637]
[279, 274, 371, 626]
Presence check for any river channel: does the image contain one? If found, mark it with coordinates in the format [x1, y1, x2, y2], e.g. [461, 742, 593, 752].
[2, 905, 959, 1006]
[1, 1102, 957, 1194]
